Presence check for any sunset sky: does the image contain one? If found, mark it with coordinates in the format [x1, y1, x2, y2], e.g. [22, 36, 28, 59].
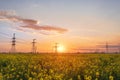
[0, 0, 120, 53]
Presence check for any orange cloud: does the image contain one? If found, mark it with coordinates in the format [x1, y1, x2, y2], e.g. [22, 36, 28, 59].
[21, 19, 39, 24]
[21, 24, 67, 33]
[0, 10, 68, 34]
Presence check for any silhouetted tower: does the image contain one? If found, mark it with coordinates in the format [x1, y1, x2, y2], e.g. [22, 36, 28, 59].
[54, 43, 59, 53]
[32, 39, 37, 53]
[106, 42, 108, 53]
[11, 33, 16, 53]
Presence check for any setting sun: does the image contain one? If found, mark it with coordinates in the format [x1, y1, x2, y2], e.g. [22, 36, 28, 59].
[58, 45, 65, 53]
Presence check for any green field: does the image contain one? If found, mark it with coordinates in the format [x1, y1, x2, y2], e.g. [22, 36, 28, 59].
[0, 53, 120, 80]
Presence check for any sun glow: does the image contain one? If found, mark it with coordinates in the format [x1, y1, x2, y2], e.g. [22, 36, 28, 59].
[58, 45, 65, 53]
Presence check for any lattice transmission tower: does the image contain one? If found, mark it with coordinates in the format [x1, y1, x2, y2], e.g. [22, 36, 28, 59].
[54, 43, 59, 53]
[10, 33, 16, 53]
[32, 39, 37, 53]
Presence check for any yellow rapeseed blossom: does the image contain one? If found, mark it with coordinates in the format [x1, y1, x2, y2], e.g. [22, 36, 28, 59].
[109, 75, 114, 80]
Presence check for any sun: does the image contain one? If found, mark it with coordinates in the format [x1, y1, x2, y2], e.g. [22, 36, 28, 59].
[58, 45, 65, 53]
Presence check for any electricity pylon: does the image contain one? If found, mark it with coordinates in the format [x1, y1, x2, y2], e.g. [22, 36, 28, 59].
[54, 43, 59, 53]
[106, 42, 108, 53]
[32, 39, 37, 53]
[11, 33, 16, 53]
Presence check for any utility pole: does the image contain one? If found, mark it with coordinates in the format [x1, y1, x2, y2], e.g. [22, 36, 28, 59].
[54, 43, 59, 53]
[11, 33, 16, 53]
[32, 39, 37, 53]
[106, 42, 108, 53]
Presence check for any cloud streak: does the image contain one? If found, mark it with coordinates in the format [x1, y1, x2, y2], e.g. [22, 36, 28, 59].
[0, 10, 68, 34]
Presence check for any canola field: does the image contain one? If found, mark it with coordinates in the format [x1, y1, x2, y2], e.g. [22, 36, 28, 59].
[0, 53, 120, 80]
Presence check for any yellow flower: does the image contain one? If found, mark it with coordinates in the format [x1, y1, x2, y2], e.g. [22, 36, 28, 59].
[109, 75, 114, 80]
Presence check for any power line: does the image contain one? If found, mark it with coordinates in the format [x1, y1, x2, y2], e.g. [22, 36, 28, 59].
[0, 32, 30, 44]
[0, 35, 10, 40]
[0, 33, 11, 39]
[0, 32, 10, 36]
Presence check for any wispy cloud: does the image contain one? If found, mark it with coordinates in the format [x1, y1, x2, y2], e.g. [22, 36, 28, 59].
[0, 10, 68, 34]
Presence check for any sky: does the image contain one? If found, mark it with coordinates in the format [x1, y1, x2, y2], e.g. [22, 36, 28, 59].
[0, 0, 120, 53]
